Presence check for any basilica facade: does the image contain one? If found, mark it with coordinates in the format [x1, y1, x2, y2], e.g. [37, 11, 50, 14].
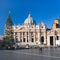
[13, 13, 60, 47]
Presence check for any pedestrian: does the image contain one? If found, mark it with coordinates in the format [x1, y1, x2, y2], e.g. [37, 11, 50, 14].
[39, 47, 42, 51]
[40, 47, 42, 51]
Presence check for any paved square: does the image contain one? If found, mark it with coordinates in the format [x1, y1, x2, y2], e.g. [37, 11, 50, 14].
[0, 48, 60, 60]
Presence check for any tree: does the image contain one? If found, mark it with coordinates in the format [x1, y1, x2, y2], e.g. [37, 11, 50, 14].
[4, 12, 14, 47]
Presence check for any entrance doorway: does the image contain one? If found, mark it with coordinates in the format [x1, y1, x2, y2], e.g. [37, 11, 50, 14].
[50, 36, 53, 45]
[41, 37, 44, 44]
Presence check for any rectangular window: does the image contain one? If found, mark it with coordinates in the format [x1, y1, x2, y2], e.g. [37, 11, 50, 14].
[15, 32, 17, 36]
[31, 38, 34, 42]
[20, 39, 22, 42]
[15, 32, 17, 39]
[27, 36, 28, 42]
[23, 32, 25, 35]
[31, 32, 33, 35]
[15, 38, 18, 42]
[15, 38, 18, 40]
[57, 36, 59, 40]
[23, 38, 25, 42]
[27, 32, 28, 35]
[41, 32, 44, 35]
[20, 32, 22, 35]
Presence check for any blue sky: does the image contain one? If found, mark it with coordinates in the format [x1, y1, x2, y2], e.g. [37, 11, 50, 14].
[0, 0, 60, 34]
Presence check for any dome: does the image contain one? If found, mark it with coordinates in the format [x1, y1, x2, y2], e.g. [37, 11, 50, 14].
[24, 13, 36, 25]
[41, 22, 45, 26]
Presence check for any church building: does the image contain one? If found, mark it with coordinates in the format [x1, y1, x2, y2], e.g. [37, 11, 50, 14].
[5, 13, 60, 47]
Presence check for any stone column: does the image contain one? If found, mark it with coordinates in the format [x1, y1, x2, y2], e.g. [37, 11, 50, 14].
[25, 32, 27, 43]
[28, 32, 31, 44]
[27, 32, 30, 43]
[34, 32, 35, 43]
[47, 35, 50, 47]
[59, 36, 60, 45]
[14, 32, 15, 40]
[19, 32, 20, 42]
[38, 32, 40, 44]
[44, 31, 47, 44]
[29, 32, 31, 44]
[59, 36, 60, 41]
[27, 32, 29, 43]
[53, 36, 55, 47]
[22, 32, 23, 44]
[17, 32, 20, 42]
[14, 32, 16, 43]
